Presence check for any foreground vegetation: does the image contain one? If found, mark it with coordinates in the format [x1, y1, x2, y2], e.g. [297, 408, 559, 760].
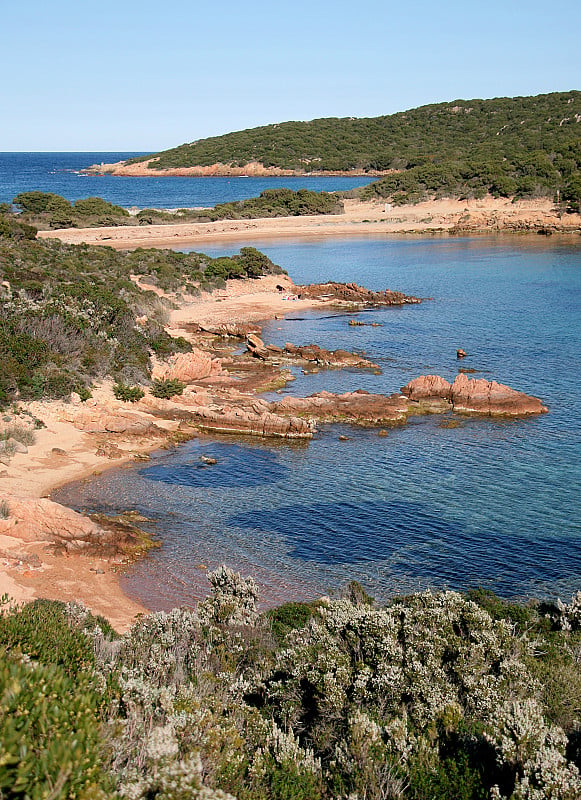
[124, 91, 581, 204]
[0, 574, 580, 799]
[9, 188, 343, 230]
[0, 210, 284, 407]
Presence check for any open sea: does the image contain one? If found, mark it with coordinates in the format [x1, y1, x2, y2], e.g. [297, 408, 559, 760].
[7, 153, 578, 610]
[0, 152, 370, 208]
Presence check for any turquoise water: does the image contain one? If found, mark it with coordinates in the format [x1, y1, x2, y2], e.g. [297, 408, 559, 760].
[0, 153, 369, 208]
[53, 236, 581, 608]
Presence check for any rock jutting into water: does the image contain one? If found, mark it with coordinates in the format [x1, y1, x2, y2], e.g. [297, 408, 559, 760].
[401, 374, 548, 416]
[295, 281, 422, 306]
[246, 335, 380, 369]
[0, 496, 155, 557]
[273, 390, 410, 425]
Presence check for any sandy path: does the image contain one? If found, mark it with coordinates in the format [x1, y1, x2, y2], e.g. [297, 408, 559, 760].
[37, 198, 579, 250]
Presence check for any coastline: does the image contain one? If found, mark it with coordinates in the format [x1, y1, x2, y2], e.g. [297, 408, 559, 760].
[37, 197, 581, 250]
[0, 276, 328, 629]
[85, 157, 393, 178]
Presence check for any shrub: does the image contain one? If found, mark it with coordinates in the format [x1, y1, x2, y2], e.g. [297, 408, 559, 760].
[114, 382, 145, 402]
[0, 654, 113, 798]
[150, 378, 185, 399]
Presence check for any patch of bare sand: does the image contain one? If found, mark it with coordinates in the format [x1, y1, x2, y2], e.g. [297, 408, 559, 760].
[37, 198, 580, 251]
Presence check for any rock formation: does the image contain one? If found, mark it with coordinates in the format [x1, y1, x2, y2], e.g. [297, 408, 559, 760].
[152, 348, 223, 382]
[274, 390, 410, 425]
[246, 336, 379, 369]
[295, 281, 422, 306]
[401, 374, 547, 416]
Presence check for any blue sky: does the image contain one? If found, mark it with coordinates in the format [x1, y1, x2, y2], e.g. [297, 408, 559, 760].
[2, 0, 579, 151]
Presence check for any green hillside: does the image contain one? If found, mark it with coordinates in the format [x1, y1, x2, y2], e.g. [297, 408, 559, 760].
[127, 91, 581, 202]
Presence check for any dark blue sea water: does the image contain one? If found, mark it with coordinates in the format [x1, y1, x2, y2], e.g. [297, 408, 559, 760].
[0, 153, 370, 208]
[53, 235, 581, 610]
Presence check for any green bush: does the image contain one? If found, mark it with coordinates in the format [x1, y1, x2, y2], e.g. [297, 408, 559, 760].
[151, 378, 186, 398]
[114, 382, 145, 402]
[0, 599, 98, 677]
[0, 654, 112, 799]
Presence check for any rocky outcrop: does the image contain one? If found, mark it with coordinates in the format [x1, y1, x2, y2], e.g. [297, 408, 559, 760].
[282, 343, 379, 369]
[246, 333, 270, 360]
[274, 390, 409, 425]
[188, 321, 262, 338]
[449, 374, 548, 415]
[401, 374, 547, 416]
[192, 403, 314, 439]
[295, 282, 422, 306]
[0, 496, 113, 553]
[60, 407, 157, 435]
[247, 336, 379, 369]
[152, 349, 223, 382]
[400, 375, 453, 411]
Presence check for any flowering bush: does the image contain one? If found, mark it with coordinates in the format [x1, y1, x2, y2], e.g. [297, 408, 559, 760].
[1, 581, 580, 799]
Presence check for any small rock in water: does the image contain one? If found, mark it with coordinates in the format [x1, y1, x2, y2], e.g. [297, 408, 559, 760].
[378, 429, 389, 437]
[458, 367, 478, 374]
[200, 455, 217, 465]
[338, 434, 350, 441]
[456, 349, 467, 359]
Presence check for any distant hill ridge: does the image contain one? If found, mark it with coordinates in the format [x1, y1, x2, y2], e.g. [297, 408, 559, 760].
[120, 91, 581, 203]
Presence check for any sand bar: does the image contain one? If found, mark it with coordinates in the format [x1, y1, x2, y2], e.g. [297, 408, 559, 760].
[37, 198, 581, 251]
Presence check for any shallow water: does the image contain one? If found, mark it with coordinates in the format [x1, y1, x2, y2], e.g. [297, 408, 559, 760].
[53, 236, 581, 608]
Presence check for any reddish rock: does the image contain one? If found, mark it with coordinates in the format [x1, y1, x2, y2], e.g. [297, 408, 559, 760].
[450, 374, 548, 415]
[401, 375, 452, 404]
[189, 322, 262, 338]
[246, 333, 270, 359]
[193, 404, 314, 438]
[0, 496, 111, 553]
[152, 349, 223, 382]
[274, 390, 409, 425]
[64, 408, 156, 435]
[401, 374, 547, 416]
[296, 281, 422, 306]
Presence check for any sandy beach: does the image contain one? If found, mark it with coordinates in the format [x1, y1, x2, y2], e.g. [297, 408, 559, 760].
[37, 198, 581, 250]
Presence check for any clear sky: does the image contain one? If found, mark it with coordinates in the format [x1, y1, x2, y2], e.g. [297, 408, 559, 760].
[2, 0, 579, 151]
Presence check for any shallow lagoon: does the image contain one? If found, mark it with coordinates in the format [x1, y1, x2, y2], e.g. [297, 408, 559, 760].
[53, 236, 581, 608]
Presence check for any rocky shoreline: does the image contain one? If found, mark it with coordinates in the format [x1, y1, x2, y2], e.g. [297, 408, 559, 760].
[0, 275, 548, 628]
[84, 158, 392, 178]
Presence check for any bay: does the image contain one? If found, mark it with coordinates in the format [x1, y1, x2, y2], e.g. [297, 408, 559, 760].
[53, 235, 581, 609]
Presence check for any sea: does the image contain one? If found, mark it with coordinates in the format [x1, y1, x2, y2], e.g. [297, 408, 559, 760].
[4, 154, 579, 610]
[0, 152, 370, 208]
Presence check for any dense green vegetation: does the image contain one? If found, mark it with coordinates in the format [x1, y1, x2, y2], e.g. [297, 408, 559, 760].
[13, 191, 131, 229]
[8, 189, 343, 230]
[0, 211, 284, 406]
[0, 578, 579, 799]
[126, 91, 581, 204]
